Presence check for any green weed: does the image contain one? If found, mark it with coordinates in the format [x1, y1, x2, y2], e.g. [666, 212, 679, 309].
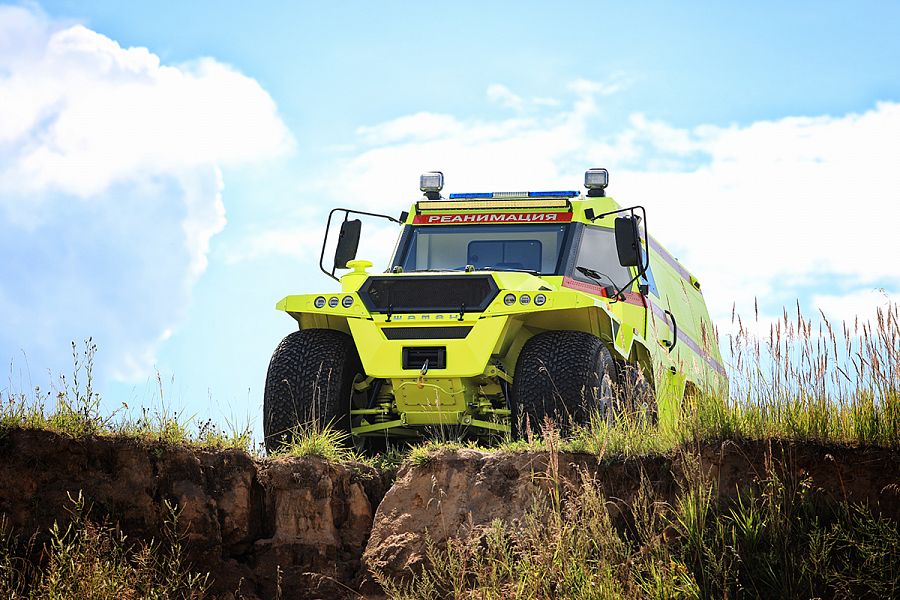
[269, 423, 367, 463]
[379, 445, 900, 600]
[0, 492, 208, 599]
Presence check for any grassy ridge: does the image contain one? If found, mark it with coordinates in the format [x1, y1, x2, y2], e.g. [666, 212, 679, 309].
[0, 303, 897, 598]
[381, 434, 900, 599]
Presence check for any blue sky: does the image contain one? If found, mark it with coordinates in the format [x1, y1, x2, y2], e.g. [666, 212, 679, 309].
[2, 1, 899, 431]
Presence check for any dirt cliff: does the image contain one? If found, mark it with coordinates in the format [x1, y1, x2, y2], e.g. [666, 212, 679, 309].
[363, 442, 900, 582]
[1, 429, 898, 598]
[0, 429, 387, 599]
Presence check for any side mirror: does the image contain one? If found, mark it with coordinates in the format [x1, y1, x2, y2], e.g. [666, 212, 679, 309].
[614, 216, 642, 268]
[333, 219, 361, 269]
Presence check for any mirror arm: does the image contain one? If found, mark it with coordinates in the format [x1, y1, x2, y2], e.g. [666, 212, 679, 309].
[319, 207, 404, 281]
[588, 205, 649, 303]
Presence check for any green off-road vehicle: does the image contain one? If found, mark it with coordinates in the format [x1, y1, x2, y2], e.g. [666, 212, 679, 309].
[263, 169, 727, 451]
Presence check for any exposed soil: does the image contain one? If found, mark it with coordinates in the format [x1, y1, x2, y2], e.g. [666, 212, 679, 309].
[0, 429, 897, 598]
[0, 429, 387, 599]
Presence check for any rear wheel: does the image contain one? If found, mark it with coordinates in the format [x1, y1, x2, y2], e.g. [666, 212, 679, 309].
[263, 329, 362, 453]
[511, 330, 621, 438]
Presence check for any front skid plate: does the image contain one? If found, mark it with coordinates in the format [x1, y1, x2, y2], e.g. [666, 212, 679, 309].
[351, 415, 510, 436]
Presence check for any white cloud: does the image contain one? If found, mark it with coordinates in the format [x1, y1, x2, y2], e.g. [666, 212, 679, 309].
[0, 5, 292, 381]
[304, 83, 900, 327]
[223, 226, 322, 264]
[812, 288, 900, 327]
[487, 84, 525, 112]
[355, 112, 463, 145]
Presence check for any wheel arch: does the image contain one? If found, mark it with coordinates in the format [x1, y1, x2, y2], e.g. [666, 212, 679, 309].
[286, 311, 352, 334]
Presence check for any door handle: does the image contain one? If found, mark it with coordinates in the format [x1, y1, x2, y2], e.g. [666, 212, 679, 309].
[663, 309, 677, 352]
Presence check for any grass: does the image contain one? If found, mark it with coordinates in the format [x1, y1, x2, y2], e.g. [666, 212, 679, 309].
[0, 492, 208, 599]
[268, 423, 366, 463]
[379, 430, 900, 600]
[1, 339, 255, 454]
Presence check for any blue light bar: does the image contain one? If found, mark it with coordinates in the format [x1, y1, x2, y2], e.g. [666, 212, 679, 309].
[448, 192, 493, 199]
[448, 190, 579, 200]
[528, 191, 579, 198]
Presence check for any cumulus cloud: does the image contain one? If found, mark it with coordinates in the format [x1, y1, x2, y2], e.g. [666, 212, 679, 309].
[299, 82, 899, 327]
[0, 4, 292, 381]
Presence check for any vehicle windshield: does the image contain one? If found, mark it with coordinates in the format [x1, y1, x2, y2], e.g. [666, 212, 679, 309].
[393, 223, 571, 274]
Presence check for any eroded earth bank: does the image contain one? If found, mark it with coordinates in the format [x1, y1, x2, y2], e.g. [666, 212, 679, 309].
[1, 429, 898, 598]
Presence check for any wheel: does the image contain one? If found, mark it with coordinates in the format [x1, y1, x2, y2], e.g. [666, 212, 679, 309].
[263, 329, 362, 453]
[511, 330, 621, 438]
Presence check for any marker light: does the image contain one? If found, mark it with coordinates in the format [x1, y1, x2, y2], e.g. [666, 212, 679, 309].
[314, 296, 326, 309]
[449, 191, 578, 200]
[420, 172, 444, 193]
[342, 296, 354, 308]
[328, 297, 339, 308]
[534, 293, 547, 306]
[520, 294, 531, 305]
[504, 293, 516, 306]
[584, 168, 609, 190]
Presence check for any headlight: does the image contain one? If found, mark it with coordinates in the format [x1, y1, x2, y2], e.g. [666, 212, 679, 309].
[420, 171, 444, 193]
[342, 296, 354, 308]
[328, 297, 339, 308]
[314, 296, 326, 309]
[584, 167, 609, 190]
[520, 294, 531, 305]
[534, 293, 547, 306]
[503, 293, 516, 306]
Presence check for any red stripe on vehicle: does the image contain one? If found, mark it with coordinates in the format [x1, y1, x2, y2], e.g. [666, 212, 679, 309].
[561, 277, 646, 307]
[413, 212, 573, 225]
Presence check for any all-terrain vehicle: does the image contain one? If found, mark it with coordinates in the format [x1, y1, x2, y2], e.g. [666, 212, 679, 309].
[263, 169, 727, 451]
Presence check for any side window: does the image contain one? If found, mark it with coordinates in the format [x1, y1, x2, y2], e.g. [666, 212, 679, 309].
[641, 263, 660, 297]
[573, 226, 633, 288]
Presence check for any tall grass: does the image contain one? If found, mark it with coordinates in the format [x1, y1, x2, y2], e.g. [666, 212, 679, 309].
[0, 339, 255, 453]
[543, 301, 900, 457]
[0, 492, 208, 599]
[381, 423, 900, 600]
[693, 299, 899, 446]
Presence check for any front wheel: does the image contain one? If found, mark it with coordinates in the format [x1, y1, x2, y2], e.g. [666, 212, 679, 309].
[511, 330, 621, 438]
[263, 329, 361, 453]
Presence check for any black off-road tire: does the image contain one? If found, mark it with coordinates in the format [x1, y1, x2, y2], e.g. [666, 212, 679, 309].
[263, 329, 362, 453]
[512, 330, 621, 438]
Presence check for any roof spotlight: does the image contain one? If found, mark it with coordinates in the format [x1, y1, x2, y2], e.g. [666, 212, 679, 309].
[584, 168, 609, 197]
[420, 171, 444, 200]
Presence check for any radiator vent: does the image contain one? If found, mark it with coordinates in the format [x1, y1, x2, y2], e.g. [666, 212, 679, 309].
[382, 326, 472, 340]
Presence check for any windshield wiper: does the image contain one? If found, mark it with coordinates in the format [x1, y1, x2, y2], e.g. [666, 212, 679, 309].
[575, 266, 625, 302]
[477, 266, 541, 275]
[405, 268, 466, 273]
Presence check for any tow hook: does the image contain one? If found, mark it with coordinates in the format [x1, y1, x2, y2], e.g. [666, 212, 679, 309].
[416, 360, 429, 388]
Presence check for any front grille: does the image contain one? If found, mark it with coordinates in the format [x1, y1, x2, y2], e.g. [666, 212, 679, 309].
[382, 326, 472, 340]
[359, 275, 498, 313]
[402, 347, 447, 370]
